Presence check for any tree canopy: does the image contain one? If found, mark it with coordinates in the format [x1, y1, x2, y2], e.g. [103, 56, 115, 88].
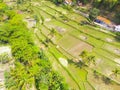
[0, 2, 68, 90]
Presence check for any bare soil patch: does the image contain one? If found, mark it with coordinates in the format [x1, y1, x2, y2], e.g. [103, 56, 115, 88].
[24, 18, 36, 28]
[55, 26, 66, 33]
[59, 58, 68, 67]
[106, 38, 113, 42]
[0, 46, 11, 57]
[68, 41, 93, 57]
[80, 35, 87, 40]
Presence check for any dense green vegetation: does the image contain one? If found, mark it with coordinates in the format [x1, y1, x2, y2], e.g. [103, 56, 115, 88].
[52, 0, 120, 10]
[0, 0, 120, 90]
[0, 2, 68, 90]
[51, 0, 120, 24]
[32, 0, 120, 89]
[89, 8, 100, 22]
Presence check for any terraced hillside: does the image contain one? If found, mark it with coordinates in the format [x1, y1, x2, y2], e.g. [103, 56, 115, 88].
[10, 0, 120, 90]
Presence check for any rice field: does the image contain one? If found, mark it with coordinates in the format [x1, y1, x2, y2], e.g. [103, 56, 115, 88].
[22, 0, 120, 89]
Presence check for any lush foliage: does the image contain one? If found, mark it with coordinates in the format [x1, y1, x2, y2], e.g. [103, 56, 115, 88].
[0, 53, 11, 64]
[50, 0, 63, 4]
[89, 8, 100, 21]
[79, 50, 96, 66]
[0, 2, 68, 90]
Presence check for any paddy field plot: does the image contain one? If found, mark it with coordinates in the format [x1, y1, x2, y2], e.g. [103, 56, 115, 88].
[58, 35, 93, 57]
[24, 0, 120, 89]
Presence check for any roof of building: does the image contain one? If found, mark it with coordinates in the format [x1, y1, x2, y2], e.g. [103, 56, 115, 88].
[65, 0, 72, 3]
[0, 46, 11, 55]
[97, 16, 112, 25]
[115, 25, 120, 31]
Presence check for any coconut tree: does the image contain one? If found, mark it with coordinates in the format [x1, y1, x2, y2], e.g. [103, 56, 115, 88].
[79, 50, 96, 66]
[0, 53, 11, 64]
[112, 68, 120, 77]
[87, 55, 96, 65]
[41, 16, 44, 25]
[18, 65, 34, 90]
[16, 0, 24, 8]
[79, 50, 88, 59]
[102, 76, 111, 84]
[89, 8, 100, 22]
[93, 70, 99, 79]
[49, 28, 56, 38]
[79, 50, 88, 67]
[5, 61, 41, 90]
[52, 0, 63, 5]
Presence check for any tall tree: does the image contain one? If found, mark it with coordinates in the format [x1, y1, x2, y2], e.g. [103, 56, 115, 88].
[89, 8, 100, 21]
[79, 50, 96, 66]
[89, 8, 100, 22]
[112, 68, 120, 77]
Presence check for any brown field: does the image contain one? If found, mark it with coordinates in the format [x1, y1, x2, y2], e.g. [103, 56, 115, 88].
[58, 35, 93, 57]
[68, 41, 93, 57]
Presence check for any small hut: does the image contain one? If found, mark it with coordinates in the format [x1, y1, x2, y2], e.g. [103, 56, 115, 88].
[95, 16, 112, 27]
[115, 25, 120, 32]
[64, 0, 72, 5]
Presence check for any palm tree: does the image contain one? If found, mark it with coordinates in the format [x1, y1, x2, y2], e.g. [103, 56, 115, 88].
[49, 28, 56, 38]
[87, 55, 96, 65]
[16, 0, 24, 8]
[5, 62, 35, 90]
[93, 70, 99, 79]
[41, 16, 44, 25]
[79, 50, 88, 66]
[79, 50, 88, 59]
[0, 53, 11, 64]
[112, 68, 120, 77]
[79, 51, 96, 66]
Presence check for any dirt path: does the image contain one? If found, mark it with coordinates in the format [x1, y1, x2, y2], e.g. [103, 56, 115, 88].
[0, 46, 12, 90]
[0, 63, 13, 90]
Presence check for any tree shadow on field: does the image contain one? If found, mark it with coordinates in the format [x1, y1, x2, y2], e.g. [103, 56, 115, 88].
[115, 35, 120, 43]
[102, 76, 112, 85]
[67, 58, 86, 69]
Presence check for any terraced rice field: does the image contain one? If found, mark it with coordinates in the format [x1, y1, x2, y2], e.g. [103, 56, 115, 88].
[21, 0, 120, 89]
